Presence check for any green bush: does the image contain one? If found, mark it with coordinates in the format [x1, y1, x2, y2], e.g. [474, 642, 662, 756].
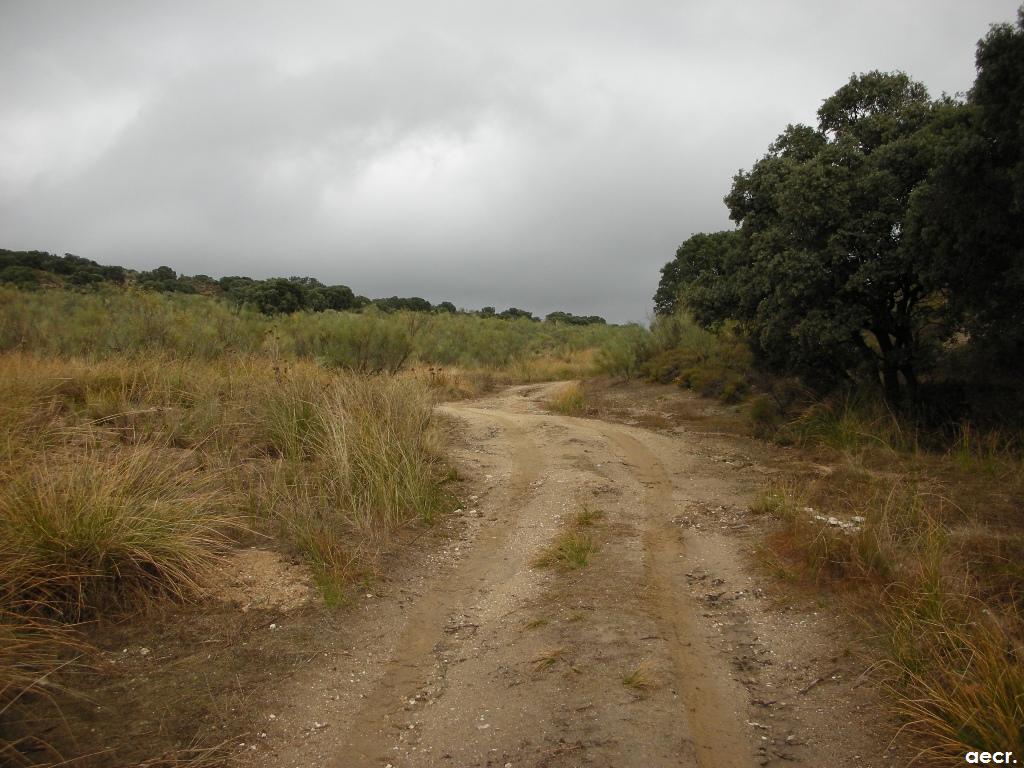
[638, 311, 754, 404]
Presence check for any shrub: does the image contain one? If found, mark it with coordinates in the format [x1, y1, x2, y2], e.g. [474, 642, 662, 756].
[596, 325, 647, 380]
[748, 394, 783, 439]
[640, 311, 754, 403]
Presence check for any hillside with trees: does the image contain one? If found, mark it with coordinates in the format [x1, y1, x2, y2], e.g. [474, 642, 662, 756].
[0, 249, 606, 325]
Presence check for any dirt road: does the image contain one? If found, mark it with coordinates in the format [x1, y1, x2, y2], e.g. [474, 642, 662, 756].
[257, 383, 903, 767]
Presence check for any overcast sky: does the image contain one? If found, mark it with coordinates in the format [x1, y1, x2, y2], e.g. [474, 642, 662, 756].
[1, 1, 1019, 321]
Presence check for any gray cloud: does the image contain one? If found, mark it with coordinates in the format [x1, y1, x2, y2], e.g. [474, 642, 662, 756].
[1, 0, 1019, 321]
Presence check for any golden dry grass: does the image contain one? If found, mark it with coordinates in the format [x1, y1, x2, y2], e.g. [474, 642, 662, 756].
[546, 381, 587, 416]
[0, 351, 453, 763]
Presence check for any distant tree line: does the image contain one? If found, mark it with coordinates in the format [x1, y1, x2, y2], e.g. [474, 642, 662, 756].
[0, 250, 126, 288]
[0, 250, 606, 325]
[655, 10, 1024, 417]
[544, 311, 607, 326]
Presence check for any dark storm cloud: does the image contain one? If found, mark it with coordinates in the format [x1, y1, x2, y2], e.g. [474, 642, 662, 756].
[1, 1, 1019, 321]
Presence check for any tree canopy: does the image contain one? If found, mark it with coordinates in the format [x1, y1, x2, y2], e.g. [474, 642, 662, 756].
[656, 14, 1024, 409]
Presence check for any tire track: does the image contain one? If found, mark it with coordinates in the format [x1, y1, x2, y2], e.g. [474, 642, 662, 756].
[337, 408, 541, 766]
[582, 421, 757, 768]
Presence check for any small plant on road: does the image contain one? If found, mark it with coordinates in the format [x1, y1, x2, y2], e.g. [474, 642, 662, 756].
[534, 530, 596, 570]
[572, 504, 603, 527]
[622, 661, 655, 692]
[532, 647, 563, 671]
[534, 504, 603, 570]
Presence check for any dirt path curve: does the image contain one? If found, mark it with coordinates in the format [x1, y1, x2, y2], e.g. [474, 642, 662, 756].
[259, 383, 901, 768]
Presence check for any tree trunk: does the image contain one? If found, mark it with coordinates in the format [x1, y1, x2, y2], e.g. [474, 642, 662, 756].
[873, 329, 903, 407]
[882, 359, 901, 407]
[900, 363, 919, 406]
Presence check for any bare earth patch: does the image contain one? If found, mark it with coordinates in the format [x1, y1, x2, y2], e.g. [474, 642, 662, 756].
[207, 548, 315, 613]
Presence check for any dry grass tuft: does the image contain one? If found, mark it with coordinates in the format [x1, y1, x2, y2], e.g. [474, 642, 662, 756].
[622, 661, 656, 692]
[1, 446, 236, 619]
[534, 503, 603, 571]
[547, 382, 587, 416]
[532, 647, 564, 671]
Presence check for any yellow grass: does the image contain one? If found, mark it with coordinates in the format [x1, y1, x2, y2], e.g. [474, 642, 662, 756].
[547, 381, 587, 416]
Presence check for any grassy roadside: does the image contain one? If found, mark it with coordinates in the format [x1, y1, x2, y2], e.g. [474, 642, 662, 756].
[748, 400, 1024, 764]
[0, 352, 453, 764]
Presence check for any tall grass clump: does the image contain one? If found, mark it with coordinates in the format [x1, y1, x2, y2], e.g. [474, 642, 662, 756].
[883, 600, 1023, 763]
[0, 447, 235, 619]
[237, 368, 453, 599]
[782, 392, 913, 453]
[0, 346, 456, 760]
[547, 382, 587, 416]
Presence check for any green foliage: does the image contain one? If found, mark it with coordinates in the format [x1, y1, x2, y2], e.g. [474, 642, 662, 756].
[657, 52, 1024, 416]
[0, 265, 41, 290]
[310, 283, 356, 311]
[640, 311, 754, 403]
[0, 249, 126, 289]
[137, 265, 196, 293]
[654, 231, 742, 319]
[498, 306, 536, 321]
[595, 324, 648, 380]
[907, 10, 1024, 379]
[544, 311, 606, 325]
[245, 277, 309, 314]
[374, 295, 432, 313]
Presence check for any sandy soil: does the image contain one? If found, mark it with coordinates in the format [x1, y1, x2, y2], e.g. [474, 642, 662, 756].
[245, 382, 910, 768]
